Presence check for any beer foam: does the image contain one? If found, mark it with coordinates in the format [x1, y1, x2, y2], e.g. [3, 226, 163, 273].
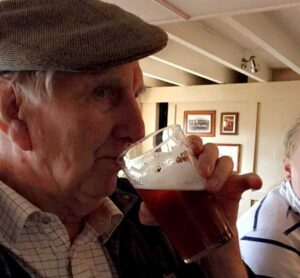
[135, 161, 205, 191]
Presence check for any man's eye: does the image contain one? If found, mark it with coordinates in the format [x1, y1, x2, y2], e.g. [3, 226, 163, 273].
[94, 88, 110, 99]
[92, 87, 120, 111]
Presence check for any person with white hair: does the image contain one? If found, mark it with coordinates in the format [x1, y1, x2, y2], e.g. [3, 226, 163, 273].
[0, 0, 261, 277]
[238, 117, 300, 277]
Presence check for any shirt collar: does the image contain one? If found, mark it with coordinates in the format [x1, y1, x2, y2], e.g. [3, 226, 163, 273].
[279, 179, 300, 213]
[86, 197, 123, 243]
[0, 181, 41, 243]
[0, 181, 126, 245]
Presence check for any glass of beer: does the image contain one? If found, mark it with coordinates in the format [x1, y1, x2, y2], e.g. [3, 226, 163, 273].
[118, 125, 232, 263]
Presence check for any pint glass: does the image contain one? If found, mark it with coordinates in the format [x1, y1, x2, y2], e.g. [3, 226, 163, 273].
[118, 125, 232, 263]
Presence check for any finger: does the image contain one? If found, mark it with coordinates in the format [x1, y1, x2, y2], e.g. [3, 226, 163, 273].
[224, 173, 262, 193]
[138, 202, 158, 226]
[205, 155, 233, 192]
[187, 135, 203, 158]
[216, 173, 262, 202]
[196, 143, 219, 178]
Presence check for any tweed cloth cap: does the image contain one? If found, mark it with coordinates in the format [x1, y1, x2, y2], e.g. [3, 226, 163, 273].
[0, 0, 168, 71]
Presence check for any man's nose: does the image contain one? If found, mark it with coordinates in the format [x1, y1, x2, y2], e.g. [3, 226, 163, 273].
[112, 97, 145, 144]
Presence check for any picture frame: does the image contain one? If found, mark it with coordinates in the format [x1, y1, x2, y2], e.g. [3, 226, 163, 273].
[220, 112, 239, 135]
[217, 143, 241, 172]
[184, 110, 216, 137]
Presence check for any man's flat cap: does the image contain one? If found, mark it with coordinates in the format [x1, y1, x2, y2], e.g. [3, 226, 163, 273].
[0, 0, 168, 71]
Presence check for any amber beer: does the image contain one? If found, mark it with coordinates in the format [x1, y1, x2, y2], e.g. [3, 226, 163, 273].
[137, 188, 232, 262]
[118, 125, 233, 262]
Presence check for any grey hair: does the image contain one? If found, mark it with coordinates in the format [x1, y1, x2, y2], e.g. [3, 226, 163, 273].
[283, 117, 300, 159]
[0, 71, 55, 102]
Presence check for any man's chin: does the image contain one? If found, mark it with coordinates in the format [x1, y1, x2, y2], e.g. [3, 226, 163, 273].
[94, 174, 118, 198]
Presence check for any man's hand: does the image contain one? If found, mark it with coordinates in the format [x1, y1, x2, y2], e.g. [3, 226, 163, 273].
[138, 135, 262, 277]
[188, 135, 262, 225]
[188, 135, 262, 277]
[139, 135, 262, 227]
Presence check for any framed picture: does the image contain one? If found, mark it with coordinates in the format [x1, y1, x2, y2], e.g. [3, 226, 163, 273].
[217, 143, 241, 172]
[220, 112, 239, 135]
[184, 110, 216, 137]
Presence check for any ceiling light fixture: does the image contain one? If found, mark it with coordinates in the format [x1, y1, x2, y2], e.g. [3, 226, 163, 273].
[241, 56, 260, 73]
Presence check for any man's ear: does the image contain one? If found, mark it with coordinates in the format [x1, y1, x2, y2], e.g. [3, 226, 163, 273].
[0, 79, 31, 150]
[284, 157, 291, 181]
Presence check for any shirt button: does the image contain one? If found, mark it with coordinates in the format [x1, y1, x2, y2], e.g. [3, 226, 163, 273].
[122, 194, 130, 200]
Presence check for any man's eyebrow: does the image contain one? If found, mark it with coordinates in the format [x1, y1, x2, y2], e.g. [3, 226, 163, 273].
[93, 76, 123, 86]
[85, 71, 145, 94]
[85, 70, 123, 85]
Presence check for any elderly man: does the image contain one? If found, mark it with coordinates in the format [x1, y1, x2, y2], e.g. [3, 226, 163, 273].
[0, 0, 261, 277]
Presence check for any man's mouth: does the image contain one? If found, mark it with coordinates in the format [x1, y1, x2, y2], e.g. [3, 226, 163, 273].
[95, 156, 122, 171]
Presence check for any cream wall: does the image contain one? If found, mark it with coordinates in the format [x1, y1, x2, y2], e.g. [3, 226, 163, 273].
[140, 80, 300, 215]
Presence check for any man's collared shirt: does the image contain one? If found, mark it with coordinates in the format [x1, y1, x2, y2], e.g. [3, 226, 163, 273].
[0, 182, 123, 277]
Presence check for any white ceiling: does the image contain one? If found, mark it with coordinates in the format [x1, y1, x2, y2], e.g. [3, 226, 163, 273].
[104, 0, 300, 86]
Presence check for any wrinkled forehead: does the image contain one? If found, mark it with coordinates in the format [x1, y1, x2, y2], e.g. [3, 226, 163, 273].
[52, 61, 144, 91]
[60, 61, 141, 80]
